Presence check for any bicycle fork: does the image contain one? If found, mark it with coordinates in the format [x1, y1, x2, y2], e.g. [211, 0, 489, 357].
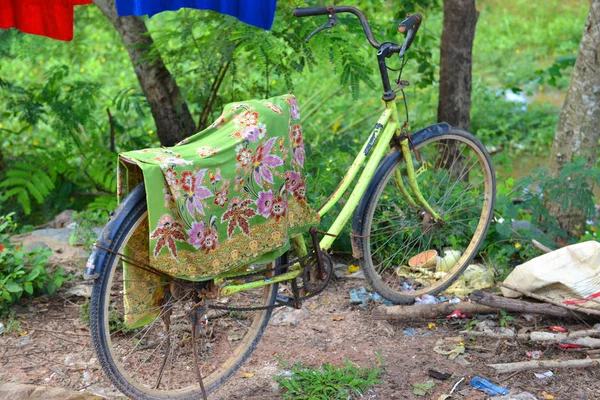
[392, 123, 441, 223]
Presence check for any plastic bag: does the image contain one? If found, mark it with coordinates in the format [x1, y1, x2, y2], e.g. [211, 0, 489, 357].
[501, 241, 600, 310]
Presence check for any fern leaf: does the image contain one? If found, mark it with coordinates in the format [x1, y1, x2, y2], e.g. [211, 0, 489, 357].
[17, 190, 31, 215]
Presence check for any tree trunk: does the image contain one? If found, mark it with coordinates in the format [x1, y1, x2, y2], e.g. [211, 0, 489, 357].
[437, 0, 478, 131]
[436, 0, 478, 179]
[93, 0, 196, 146]
[547, 0, 600, 237]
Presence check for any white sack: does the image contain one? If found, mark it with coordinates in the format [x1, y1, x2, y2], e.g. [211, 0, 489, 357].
[501, 241, 600, 310]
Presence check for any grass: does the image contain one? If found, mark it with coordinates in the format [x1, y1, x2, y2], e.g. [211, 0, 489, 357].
[275, 358, 384, 400]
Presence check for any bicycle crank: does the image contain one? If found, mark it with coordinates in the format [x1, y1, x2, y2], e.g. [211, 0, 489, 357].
[302, 251, 333, 294]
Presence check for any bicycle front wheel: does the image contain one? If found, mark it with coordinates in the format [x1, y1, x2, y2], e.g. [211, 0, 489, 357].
[90, 192, 279, 399]
[358, 129, 496, 303]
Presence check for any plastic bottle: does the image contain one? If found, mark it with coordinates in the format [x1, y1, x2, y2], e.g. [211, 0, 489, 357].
[469, 376, 509, 395]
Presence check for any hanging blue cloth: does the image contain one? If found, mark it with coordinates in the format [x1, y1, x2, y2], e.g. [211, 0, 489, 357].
[115, 0, 278, 30]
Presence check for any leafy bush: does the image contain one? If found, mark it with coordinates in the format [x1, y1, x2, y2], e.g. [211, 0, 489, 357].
[0, 213, 67, 315]
[482, 159, 600, 278]
[70, 208, 111, 250]
[275, 359, 384, 400]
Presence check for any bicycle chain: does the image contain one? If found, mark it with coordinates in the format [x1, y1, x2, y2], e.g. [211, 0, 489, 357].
[207, 252, 333, 312]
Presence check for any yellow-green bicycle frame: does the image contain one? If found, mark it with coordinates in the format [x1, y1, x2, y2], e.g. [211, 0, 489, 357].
[219, 99, 439, 296]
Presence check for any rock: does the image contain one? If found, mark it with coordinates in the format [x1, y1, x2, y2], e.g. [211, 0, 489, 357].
[48, 210, 76, 228]
[270, 306, 311, 326]
[10, 228, 91, 268]
[0, 383, 105, 399]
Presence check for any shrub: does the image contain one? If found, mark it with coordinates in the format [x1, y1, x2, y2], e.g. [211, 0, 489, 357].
[0, 213, 67, 315]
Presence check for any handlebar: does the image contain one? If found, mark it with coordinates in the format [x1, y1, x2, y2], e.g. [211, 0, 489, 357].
[398, 14, 422, 55]
[293, 5, 423, 101]
[294, 6, 381, 49]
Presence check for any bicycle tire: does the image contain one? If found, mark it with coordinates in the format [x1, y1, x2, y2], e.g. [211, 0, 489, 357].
[357, 128, 496, 303]
[90, 188, 279, 399]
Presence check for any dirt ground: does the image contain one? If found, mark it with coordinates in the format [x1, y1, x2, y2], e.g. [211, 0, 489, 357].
[1, 271, 599, 400]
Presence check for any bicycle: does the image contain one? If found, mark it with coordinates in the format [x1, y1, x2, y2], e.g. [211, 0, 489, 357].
[85, 6, 496, 400]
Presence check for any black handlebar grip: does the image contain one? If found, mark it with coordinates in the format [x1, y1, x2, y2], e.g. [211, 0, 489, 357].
[398, 13, 422, 34]
[293, 7, 331, 17]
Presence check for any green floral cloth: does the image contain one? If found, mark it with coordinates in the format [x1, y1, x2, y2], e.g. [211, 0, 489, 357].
[117, 94, 319, 327]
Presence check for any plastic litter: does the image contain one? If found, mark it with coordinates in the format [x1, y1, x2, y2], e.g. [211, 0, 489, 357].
[401, 282, 414, 291]
[0, 322, 4, 335]
[558, 343, 582, 350]
[444, 263, 495, 297]
[469, 376, 509, 396]
[501, 241, 600, 311]
[348, 286, 393, 308]
[446, 309, 472, 319]
[448, 298, 461, 304]
[526, 350, 543, 359]
[403, 327, 417, 336]
[549, 326, 568, 332]
[349, 287, 369, 305]
[428, 369, 452, 380]
[415, 294, 438, 305]
[412, 380, 436, 396]
[534, 371, 554, 379]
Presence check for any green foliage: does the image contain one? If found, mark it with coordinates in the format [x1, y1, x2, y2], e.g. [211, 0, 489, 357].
[519, 159, 600, 225]
[498, 310, 515, 328]
[471, 84, 559, 155]
[535, 55, 577, 88]
[70, 209, 110, 250]
[483, 159, 600, 278]
[80, 298, 90, 324]
[0, 213, 67, 315]
[275, 359, 384, 400]
[3, 315, 23, 334]
[0, 162, 56, 215]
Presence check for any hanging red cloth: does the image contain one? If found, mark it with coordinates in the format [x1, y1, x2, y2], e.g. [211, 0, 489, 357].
[0, 0, 91, 41]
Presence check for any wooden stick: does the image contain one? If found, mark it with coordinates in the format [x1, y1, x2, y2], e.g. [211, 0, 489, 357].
[459, 330, 528, 340]
[462, 330, 600, 347]
[371, 301, 497, 321]
[531, 239, 553, 254]
[530, 326, 600, 342]
[488, 358, 600, 374]
[469, 290, 587, 319]
[500, 283, 600, 317]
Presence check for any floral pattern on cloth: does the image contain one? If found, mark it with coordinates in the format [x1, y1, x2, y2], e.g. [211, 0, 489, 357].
[117, 95, 319, 328]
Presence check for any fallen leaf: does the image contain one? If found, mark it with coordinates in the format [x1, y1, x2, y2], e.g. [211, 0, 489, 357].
[241, 372, 254, 378]
[541, 391, 555, 399]
[413, 380, 435, 396]
[18, 331, 28, 336]
[332, 316, 345, 321]
[428, 322, 436, 329]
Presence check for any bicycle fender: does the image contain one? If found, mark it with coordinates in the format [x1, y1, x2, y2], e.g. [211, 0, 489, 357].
[84, 184, 146, 280]
[350, 122, 452, 257]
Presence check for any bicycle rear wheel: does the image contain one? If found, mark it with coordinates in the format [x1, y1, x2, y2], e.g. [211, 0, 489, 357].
[90, 193, 279, 399]
[358, 129, 495, 303]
